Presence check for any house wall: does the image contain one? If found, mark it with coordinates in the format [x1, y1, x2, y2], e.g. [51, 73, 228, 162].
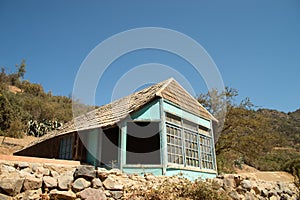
[166, 168, 216, 181]
[121, 98, 217, 179]
[163, 100, 211, 129]
[122, 99, 161, 171]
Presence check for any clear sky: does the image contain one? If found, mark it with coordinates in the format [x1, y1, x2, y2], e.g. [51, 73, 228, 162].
[0, 1, 299, 112]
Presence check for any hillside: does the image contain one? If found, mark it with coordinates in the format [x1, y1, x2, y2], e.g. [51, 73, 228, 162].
[0, 61, 299, 183]
[0, 61, 95, 138]
[198, 89, 300, 179]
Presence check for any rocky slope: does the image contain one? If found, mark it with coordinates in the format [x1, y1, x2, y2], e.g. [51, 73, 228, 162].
[0, 159, 298, 200]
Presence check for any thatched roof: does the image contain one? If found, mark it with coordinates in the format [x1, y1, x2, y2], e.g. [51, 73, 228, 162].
[16, 78, 215, 150]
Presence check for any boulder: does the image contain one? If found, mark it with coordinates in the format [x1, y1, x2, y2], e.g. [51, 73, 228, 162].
[36, 166, 50, 176]
[110, 191, 123, 199]
[50, 170, 60, 178]
[19, 189, 42, 200]
[78, 188, 107, 200]
[72, 178, 91, 192]
[74, 165, 96, 179]
[103, 175, 123, 190]
[23, 175, 42, 190]
[58, 173, 74, 190]
[43, 176, 57, 188]
[0, 193, 12, 200]
[0, 173, 24, 196]
[223, 175, 236, 188]
[92, 178, 103, 189]
[16, 162, 29, 169]
[241, 180, 252, 191]
[228, 190, 241, 200]
[49, 189, 76, 200]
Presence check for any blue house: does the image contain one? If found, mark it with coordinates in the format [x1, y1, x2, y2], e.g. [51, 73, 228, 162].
[15, 78, 218, 180]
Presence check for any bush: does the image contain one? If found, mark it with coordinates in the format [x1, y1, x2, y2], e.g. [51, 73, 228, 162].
[124, 177, 229, 200]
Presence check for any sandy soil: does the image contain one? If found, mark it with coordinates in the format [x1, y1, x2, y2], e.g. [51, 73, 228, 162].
[0, 136, 37, 155]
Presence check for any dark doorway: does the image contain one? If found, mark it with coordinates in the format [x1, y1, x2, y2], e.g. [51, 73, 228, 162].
[101, 127, 120, 168]
[126, 121, 160, 164]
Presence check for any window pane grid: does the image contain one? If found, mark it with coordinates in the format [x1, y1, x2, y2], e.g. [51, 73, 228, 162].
[59, 135, 73, 160]
[166, 123, 183, 164]
[184, 129, 199, 167]
[199, 135, 214, 169]
[165, 112, 215, 170]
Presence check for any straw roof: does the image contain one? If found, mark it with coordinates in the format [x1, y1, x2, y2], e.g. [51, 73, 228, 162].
[17, 78, 215, 150]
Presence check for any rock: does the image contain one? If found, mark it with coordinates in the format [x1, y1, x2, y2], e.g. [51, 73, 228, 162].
[72, 178, 91, 192]
[108, 169, 122, 175]
[43, 176, 57, 188]
[228, 190, 240, 200]
[92, 178, 103, 188]
[23, 175, 42, 190]
[31, 163, 43, 173]
[103, 175, 123, 190]
[58, 173, 74, 190]
[74, 165, 96, 179]
[50, 170, 60, 178]
[0, 173, 24, 196]
[280, 194, 289, 200]
[244, 191, 256, 200]
[110, 191, 123, 199]
[236, 186, 247, 194]
[22, 189, 42, 200]
[1, 164, 16, 173]
[269, 195, 279, 200]
[36, 166, 50, 176]
[261, 188, 269, 197]
[49, 189, 76, 200]
[241, 180, 252, 191]
[223, 175, 236, 188]
[97, 168, 110, 181]
[0, 193, 12, 200]
[16, 162, 29, 169]
[252, 185, 261, 195]
[284, 188, 294, 196]
[78, 188, 107, 200]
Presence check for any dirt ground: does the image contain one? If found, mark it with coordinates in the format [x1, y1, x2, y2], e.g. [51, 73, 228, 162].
[0, 136, 37, 155]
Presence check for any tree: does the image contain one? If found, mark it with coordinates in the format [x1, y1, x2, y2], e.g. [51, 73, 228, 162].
[198, 88, 276, 172]
[16, 59, 26, 80]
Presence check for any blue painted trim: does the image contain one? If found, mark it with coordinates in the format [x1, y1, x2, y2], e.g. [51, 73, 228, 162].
[159, 98, 167, 175]
[163, 100, 211, 128]
[166, 168, 216, 181]
[210, 123, 218, 172]
[123, 167, 163, 176]
[131, 99, 160, 120]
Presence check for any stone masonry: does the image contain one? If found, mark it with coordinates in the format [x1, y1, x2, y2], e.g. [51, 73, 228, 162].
[0, 160, 298, 200]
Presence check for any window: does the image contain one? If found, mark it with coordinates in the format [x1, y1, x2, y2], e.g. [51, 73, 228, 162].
[166, 124, 183, 164]
[199, 135, 214, 169]
[184, 129, 199, 167]
[165, 112, 214, 170]
[59, 135, 73, 160]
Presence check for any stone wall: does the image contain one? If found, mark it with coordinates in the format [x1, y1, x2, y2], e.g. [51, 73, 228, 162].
[0, 160, 298, 200]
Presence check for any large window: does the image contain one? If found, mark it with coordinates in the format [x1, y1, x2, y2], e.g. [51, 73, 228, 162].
[59, 135, 73, 160]
[166, 124, 183, 164]
[165, 113, 214, 170]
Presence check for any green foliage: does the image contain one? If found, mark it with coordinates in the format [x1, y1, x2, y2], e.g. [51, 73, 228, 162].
[27, 120, 62, 137]
[0, 60, 93, 138]
[198, 88, 300, 174]
[284, 158, 300, 187]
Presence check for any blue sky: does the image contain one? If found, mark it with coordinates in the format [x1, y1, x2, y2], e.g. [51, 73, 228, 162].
[0, 1, 299, 112]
